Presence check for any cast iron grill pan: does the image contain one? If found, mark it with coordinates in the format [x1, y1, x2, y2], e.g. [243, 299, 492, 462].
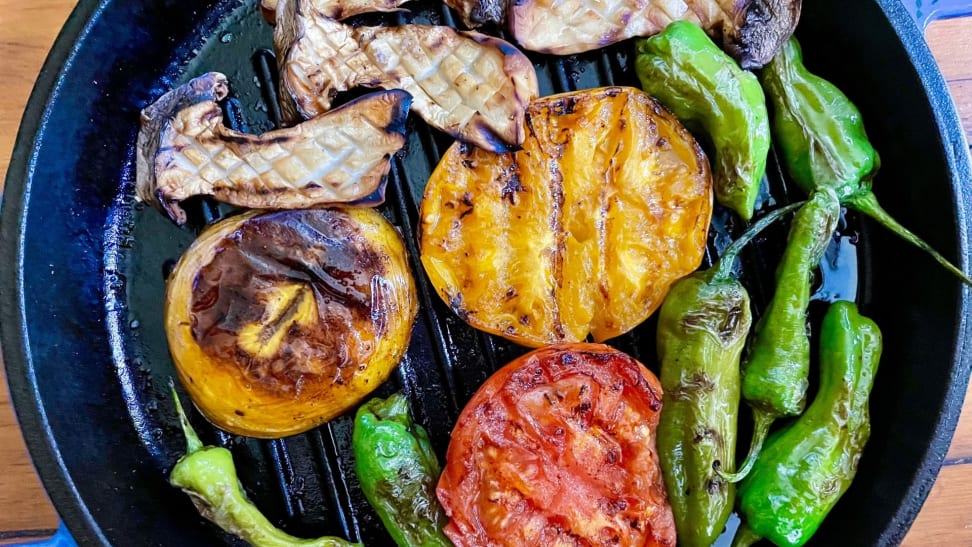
[3, 0, 970, 545]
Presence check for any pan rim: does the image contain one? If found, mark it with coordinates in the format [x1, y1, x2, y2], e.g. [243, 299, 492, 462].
[867, 0, 972, 543]
[0, 0, 114, 544]
[0, 0, 970, 545]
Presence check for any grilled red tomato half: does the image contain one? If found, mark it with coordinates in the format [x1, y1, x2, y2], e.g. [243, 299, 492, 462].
[436, 343, 676, 546]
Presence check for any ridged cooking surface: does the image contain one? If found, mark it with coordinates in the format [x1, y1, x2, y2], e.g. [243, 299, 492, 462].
[108, 1, 856, 545]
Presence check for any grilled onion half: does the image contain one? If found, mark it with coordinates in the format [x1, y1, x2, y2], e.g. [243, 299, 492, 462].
[166, 208, 417, 437]
[420, 87, 712, 347]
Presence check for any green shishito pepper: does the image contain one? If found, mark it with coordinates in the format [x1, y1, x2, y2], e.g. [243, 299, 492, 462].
[168, 384, 359, 547]
[733, 301, 883, 547]
[722, 188, 841, 483]
[657, 202, 801, 547]
[352, 394, 452, 547]
[761, 36, 972, 286]
[635, 21, 770, 221]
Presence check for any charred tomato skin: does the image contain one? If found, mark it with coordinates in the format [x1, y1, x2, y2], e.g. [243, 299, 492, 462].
[437, 343, 677, 547]
[165, 207, 417, 438]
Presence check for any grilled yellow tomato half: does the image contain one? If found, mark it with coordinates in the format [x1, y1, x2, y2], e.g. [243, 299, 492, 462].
[165, 208, 417, 438]
[420, 86, 712, 347]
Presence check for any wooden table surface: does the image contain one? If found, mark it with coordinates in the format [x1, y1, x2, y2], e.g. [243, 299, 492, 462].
[1, 2, 972, 545]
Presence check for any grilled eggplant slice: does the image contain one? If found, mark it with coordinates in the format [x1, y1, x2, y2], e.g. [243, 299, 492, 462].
[136, 72, 410, 224]
[449, 0, 800, 68]
[274, 0, 538, 151]
[420, 87, 712, 348]
[166, 207, 418, 438]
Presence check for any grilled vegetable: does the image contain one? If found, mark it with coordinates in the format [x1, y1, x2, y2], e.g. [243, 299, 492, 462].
[273, 0, 538, 151]
[733, 301, 882, 547]
[444, 0, 506, 28]
[436, 343, 676, 547]
[261, 0, 408, 23]
[352, 394, 452, 547]
[723, 189, 841, 482]
[420, 87, 712, 347]
[135, 72, 409, 225]
[165, 207, 417, 438]
[656, 202, 801, 547]
[761, 36, 972, 286]
[636, 21, 770, 221]
[169, 383, 360, 547]
[451, 0, 802, 68]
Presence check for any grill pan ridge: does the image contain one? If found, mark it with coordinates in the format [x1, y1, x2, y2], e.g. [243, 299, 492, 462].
[1, 0, 970, 546]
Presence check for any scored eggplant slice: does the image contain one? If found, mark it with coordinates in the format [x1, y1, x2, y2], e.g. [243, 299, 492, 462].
[135, 72, 411, 224]
[273, 0, 538, 151]
[166, 207, 418, 438]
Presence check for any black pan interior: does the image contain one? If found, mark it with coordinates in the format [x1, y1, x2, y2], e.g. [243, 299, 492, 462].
[1, 0, 971, 545]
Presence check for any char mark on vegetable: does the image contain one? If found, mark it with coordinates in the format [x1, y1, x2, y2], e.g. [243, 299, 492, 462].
[135, 72, 410, 224]
[272, 0, 539, 151]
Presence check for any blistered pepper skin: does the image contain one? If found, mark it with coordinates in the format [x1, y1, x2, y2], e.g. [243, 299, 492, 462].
[760, 36, 972, 285]
[741, 189, 839, 417]
[636, 21, 770, 221]
[722, 189, 841, 483]
[656, 203, 801, 546]
[168, 385, 360, 547]
[760, 38, 878, 202]
[734, 301, 882, 547]
[353, 394, 453, 547]
[657, 274, 745, 547]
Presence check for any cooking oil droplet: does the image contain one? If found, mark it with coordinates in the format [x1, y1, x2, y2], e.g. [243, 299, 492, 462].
[814, 234, 858, 303]
[220, 33, 234, 44]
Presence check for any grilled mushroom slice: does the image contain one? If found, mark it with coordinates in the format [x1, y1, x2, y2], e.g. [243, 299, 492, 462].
[260, 0, 408, 23]
[444, 0, 506, 28]
[261, 0, 278, 22]
[136, 72, 411, 224]
[274, 0, 538, 151]
[513, 0, 801, 67]
[447, 0, 800, 68]
[724, 0, 803, 68]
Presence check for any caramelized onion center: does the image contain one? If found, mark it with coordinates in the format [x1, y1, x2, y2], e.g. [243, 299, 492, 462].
[189, 209, 386, 389]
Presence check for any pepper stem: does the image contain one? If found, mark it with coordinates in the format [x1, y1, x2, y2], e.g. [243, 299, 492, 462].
[169, 378, 203, 455]
[731, 522, 763, 547]
[717, 409, 773, 483]
[713, 201, 805, 280]
[850, 191, 972, 286]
